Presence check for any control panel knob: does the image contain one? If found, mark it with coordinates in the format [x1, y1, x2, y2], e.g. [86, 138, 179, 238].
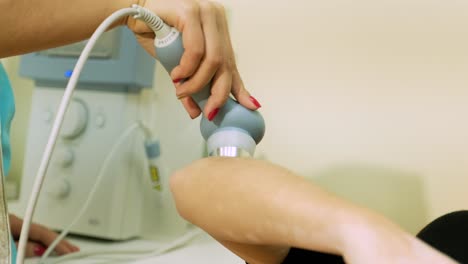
[61, 99, 88, 139]
[55, 147, 74, 168]
[47, 178, 71, 199]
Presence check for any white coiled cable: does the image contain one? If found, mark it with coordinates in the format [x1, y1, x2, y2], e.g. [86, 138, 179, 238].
[132, 4, 166, 33]
[17, 6, 165, 263]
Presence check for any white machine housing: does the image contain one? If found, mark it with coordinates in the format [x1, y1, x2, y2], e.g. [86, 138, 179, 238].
[13, 87, 204, 241]
[11, 27, 205, 241]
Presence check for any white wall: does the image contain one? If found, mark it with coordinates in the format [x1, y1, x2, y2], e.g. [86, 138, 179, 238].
[221, 0, 468, 233]
[5, 0, 468, 234]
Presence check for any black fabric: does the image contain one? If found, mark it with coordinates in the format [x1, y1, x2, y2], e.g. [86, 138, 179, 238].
[281, 247, 344, 264]
[416, 210, 468, 264]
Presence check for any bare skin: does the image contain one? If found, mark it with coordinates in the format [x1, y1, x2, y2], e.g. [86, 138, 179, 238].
[170, 157, 458, 264]
[9, 214, 79, 257]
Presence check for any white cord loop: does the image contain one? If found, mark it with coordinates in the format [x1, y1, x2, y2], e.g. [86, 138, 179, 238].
[17, 6, 166, 263]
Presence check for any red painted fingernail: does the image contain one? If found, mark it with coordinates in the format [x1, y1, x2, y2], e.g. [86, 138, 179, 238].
[34, 245, 46, 256]
[249, 96, 262, 108]
[172, 78, 182, 84]
[208, 108, 220, 121]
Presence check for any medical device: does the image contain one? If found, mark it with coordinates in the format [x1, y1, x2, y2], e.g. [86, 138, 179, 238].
[15, 24, 203, 258]
[133, 6, 266, 157]
[14, 5, 265, 263]
[15, 26, 202, 262]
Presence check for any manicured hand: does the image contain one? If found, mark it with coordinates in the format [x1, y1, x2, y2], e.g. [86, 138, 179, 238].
[127, 0, 261, 120]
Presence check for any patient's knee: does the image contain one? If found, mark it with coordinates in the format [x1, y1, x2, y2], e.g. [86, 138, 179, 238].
[169, 169, 193, 221]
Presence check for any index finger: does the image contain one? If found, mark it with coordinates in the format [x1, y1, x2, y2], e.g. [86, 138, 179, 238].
[170, 7, 205, 80]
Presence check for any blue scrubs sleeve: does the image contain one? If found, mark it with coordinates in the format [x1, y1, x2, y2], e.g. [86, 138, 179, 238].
[0, 63, 15, 176]
[0, 62, 18, 263]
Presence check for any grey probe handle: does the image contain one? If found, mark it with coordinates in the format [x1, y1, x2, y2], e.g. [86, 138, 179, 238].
[155, 32, 265, 144]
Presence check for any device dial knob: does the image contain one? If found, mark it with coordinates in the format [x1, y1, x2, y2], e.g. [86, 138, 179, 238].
[61, 100, 88, 139]
[47, 178, 71, 199]
[55, 147, 74, 168]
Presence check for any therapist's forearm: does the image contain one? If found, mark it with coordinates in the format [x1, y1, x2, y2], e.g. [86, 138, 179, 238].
[170, 157, 382, 256]
[0, 0, 136, 58]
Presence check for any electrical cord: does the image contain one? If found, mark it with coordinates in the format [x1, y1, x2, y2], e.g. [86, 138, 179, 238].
[46, 227, 203, 264]
[39, 118, 181, 263]
[17, 6, 166, 263]
[38, 121, 144, 263]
